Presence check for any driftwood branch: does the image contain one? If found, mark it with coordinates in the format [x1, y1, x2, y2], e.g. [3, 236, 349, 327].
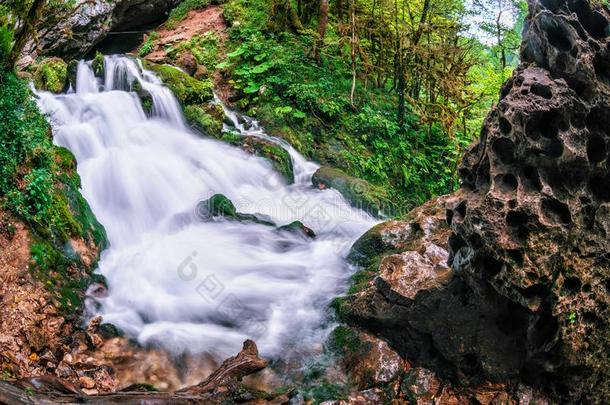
[0, 340, 277, 404]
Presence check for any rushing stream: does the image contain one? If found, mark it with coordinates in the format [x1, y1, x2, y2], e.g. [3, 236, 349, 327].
[35, 55, 376, 363]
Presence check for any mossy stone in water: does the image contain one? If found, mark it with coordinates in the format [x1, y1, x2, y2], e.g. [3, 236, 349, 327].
[277, 221, 315, 238]
[197, 194, 238, 219]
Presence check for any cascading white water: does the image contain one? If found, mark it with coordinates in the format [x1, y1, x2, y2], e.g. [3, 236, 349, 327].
[35, 55, 377, 361]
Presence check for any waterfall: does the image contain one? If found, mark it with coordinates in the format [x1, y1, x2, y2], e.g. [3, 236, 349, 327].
[35, 55, 377, 361]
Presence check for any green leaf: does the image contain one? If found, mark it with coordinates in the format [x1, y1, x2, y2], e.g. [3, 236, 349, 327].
[292, 110, 306, 119]
[244, 82, 261, 94]
[251, 61, 273, 74]
[227, 47, 246, 58]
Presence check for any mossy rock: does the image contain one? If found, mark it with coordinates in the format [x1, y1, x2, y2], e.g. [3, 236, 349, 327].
[98, 323, 124, 339]
[132, 82, 154, 115]
[33, 57, 68, 93]
[232, 136, 294, 184]
[66, 60, 79, 90]
[312, 166, 389, 216]
[277, 221, 315, 238]
[144, 61, 213, 105]
[91, 51, 105, 78]
[184, 103, 225, 138]
[196, 194, 275, 226]
[197, 194, 238, 218]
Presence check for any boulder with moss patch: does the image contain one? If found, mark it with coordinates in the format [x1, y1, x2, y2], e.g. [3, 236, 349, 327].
[312, 166, 389, 216]
[195, 194, 274, 226]
[144, 61, 213, 105]
[184, 103, 225, 138]
[32, 57, 68, 93]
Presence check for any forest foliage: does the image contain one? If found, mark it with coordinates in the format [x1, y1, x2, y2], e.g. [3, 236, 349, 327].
[218, 0, 526, 208]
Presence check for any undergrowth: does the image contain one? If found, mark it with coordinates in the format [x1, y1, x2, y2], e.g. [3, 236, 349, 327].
[0, 69, 106, 315]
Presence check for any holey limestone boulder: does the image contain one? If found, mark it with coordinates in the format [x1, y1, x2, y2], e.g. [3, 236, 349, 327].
[341, 0, 610, 403]
[453, 0, 610, 401]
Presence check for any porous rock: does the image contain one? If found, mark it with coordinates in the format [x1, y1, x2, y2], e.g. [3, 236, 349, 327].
[342, 1, 610, 403]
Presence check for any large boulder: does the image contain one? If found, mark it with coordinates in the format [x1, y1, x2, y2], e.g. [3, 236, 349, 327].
[448, 0, 610, 401]
[19, 0, 181, 66]
[340, 0, 610, 403]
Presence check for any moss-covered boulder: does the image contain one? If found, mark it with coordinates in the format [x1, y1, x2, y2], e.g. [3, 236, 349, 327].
[312, 166, 389, 216]
[32, 57, 68, 93]
[277, 220, 315, 238]
[184, 103, 225, 138]
[195, 194, 275, 226]
[144, 61, 213, 105]
[223, 136, 294, 184]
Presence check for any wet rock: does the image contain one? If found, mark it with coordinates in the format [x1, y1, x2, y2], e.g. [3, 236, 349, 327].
[91, 51, 105, 78]
[184, 103, 226, 138]
[237, 136, 294, 184]
[78, 376, 95, 389]
[215, 132, 295, 184]
[277, 221, 316, 238]
[401, 368, 442, 404]
[312, 166, 389, 216]
[195, 194, 275, 226]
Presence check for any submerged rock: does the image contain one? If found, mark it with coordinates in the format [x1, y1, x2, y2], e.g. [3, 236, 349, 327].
[312, 166, 389, 216]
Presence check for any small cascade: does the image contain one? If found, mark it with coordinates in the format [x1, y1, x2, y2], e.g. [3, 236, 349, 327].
[216, 94, 318, 186]
[35, 55, 377, 364]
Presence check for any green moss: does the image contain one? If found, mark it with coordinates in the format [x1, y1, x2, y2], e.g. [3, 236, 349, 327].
[32, 57, 67, 93]
[145, 61, 213, 105]
[138, 33, 158, 57]
[92, 51, 105, 77]
[0, 71, 106, 315]
[184, 104, 224, 138]
[312, 166, 389, 216]
[328, 325, 363, 355]
[199, 193, 238, 218]
[240, 136, 294, 184]
[169, 32, 220, 74]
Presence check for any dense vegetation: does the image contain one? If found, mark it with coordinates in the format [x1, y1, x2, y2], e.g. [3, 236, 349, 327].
[212, 0, 526, 208]
[0, 2, 106, 314]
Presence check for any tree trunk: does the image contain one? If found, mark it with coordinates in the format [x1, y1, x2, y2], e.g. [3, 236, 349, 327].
[6, 0, 47, 70]
[349, 0, 357, 107]
[313, 0, 329, 64]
